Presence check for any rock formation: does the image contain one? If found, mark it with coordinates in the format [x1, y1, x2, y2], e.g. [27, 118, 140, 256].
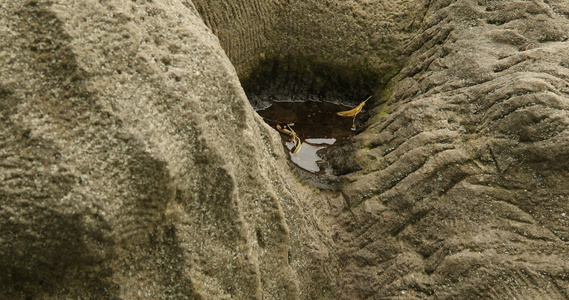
[0, 1, 334, 298]
[193, 0, 429, 104]
[336, 1, 569, 298]
[2, 0, 569, 299]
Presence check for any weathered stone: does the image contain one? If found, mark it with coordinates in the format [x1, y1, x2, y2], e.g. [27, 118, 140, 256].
[335, 0, 569, 298]
[193, 0, 429, 104]
[3, 0, 569, 299]
[0, 1, 335, 299]
[194, 0, 569, 298]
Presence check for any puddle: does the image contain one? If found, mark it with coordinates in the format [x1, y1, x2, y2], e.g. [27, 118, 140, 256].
[255, 99, 360, 174]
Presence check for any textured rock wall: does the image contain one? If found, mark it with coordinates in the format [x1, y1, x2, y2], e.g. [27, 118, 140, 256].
[0, 1, 335, 299]
[334, 0, 569, 298]
[193, 0, 429, 103]
[3, 0, 569, 299]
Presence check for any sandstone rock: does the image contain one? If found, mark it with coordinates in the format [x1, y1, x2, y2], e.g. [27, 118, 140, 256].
[193, 0, 569, 298]
[193, 0, 429, 104]
[3, 0, 569, 299]
[335, 0, 569, 298]
[0, 1, 335, 299]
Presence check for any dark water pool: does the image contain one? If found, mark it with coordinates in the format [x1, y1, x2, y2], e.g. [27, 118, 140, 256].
[255, 99, 360, 174]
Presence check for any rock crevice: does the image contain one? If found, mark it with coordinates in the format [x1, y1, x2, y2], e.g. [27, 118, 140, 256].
[2, 0, 569, 299]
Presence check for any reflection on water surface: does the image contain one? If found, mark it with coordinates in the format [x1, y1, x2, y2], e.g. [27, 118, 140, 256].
[256, 99, 359, 174]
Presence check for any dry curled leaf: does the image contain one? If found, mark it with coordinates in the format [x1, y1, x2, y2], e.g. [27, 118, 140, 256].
[276, 124, 292, 135]
[288, 125, 302, 154]
[276, 124, 302, 154]
[336, 96, 372, 117]
[336, 96, 372, 130]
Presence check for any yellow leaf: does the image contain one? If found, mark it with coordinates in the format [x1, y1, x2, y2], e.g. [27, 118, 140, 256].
[291, 135, 302, 154]
[288, 125, 302, 154]
[276, 124, 292, 136]
[336, 96, 372, 117]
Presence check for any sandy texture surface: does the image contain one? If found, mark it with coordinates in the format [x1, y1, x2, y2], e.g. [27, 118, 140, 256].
[2, 0, 569, 299]
[0, 1, 335, 298]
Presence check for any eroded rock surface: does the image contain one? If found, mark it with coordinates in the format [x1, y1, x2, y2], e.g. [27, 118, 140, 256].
[193, 0, 569, 298]
[0, 1, 335, 299]
[193, 0, 428, 103]
[2, 0, 569, 299]
[335, 0, 569, 298]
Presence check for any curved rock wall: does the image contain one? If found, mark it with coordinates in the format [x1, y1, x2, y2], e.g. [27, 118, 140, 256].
[0, 1, 335, 298]
[336, 0, 569, 298]
[193, 0, 428, 103]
